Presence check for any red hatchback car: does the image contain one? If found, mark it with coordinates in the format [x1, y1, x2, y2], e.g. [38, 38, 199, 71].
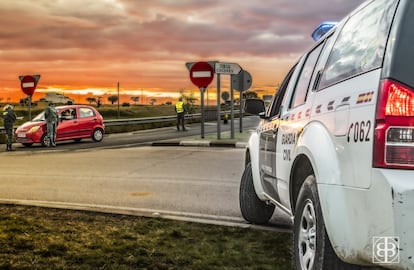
[15, 105, 105, 147]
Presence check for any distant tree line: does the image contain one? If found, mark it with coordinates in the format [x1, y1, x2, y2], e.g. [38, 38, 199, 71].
[86, 96, 102, 107]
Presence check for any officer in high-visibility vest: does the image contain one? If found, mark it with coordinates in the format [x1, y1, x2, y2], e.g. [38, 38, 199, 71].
[175, 97, 187, 131]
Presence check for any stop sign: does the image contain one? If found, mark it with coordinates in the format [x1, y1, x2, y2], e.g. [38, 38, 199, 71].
[20, 75, 38, 96]
[189, 62, 214, 89]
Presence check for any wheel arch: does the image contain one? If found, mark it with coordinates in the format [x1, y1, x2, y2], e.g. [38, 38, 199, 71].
[290, 121, 361, 264]
[290, 121, 341, 211]
[244, 148, 251, 167]
[246, 131, 268, 201]
[289, 121, 341, 212]
[290, 154, 314, 212]
[294, 121, 341, 186]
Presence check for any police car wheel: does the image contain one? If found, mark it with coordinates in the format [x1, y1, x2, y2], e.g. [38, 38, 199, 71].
[40, 134, 50, 147]
[239, 162, 275, 225]
[293, 175, 360, 270]
[92, 128, 103, 142]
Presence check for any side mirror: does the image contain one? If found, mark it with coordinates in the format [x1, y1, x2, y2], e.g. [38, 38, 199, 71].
[244, 98, 266, 117]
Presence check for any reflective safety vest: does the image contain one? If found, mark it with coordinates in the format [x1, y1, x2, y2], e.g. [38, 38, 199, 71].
[175, 101, 184, 113]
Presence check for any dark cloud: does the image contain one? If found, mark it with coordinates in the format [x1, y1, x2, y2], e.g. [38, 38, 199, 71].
[0, 0, 364, 95]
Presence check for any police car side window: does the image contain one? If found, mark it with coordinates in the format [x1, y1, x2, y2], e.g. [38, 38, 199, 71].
[319, 0, 397, 89]
[290, 43, 323, 108]
[267, 65, 296, 118]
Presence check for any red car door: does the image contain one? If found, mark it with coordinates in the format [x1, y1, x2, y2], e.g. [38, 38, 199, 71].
[56, 107, 81, 140]
[77, 107, 98, 137]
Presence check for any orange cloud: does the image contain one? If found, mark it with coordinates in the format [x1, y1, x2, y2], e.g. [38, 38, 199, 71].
[0, 0, 363, 103]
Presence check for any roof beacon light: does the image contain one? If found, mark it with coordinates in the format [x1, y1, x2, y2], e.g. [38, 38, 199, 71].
[311, 21, 337, 41]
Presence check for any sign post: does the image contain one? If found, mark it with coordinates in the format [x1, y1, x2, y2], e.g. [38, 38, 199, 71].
[186, 61, 245, 140]
[215, 62, 242, 139]
[189, 61, 214, 139]
[232, 70, 252, 133]
[19, 74, 41, 120]
[216, 73, 221, 139]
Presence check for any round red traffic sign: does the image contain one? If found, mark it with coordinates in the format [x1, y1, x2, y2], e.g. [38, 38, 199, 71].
[189, 62, 214, 89]
[20, 75, 37, 96]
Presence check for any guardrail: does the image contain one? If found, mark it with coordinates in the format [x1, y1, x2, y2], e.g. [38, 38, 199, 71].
[0, 110, 240, 134]
[103, 113, 199, 127]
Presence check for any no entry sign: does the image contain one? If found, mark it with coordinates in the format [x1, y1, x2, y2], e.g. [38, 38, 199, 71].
[189, 62, 214, 89]
[19, 75, 41, 96]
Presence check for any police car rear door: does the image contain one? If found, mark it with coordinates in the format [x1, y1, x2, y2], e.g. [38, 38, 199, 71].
[258, 66, 296, 202]
[276, 37, 328, 208]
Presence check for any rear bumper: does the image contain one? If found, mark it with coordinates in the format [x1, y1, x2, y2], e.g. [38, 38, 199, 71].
[318, 170, 414, 269]
[380, 170, 414, 269]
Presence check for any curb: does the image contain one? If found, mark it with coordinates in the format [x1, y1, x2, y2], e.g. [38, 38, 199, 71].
[151, 140, 247, 148]
[0, 199, 288, 232]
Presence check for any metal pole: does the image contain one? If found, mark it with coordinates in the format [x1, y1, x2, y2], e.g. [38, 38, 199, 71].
[239, 91, 243, 133]
[200, 87, 205, 139]
[206, 87, 209, 107]
[230, 77, 234, 139]
[117, 82, 120, 118]
[216, 74, 221, 140]
[28, 95, 32, 121]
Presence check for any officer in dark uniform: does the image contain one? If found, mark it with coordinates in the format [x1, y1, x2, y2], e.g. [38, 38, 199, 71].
[44, 102, 58, 147]
[2, 104, 17, 151]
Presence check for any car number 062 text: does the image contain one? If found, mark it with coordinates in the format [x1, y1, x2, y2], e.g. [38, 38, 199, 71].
[347, 120, 371, 143]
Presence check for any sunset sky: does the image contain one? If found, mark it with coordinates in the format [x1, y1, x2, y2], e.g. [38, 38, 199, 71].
[0, 0, 363, 104]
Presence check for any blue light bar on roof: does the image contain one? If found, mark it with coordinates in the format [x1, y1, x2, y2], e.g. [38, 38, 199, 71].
[311, 21, 337, 41]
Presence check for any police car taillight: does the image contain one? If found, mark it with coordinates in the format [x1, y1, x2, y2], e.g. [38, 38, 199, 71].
[374, 79, 414, 169]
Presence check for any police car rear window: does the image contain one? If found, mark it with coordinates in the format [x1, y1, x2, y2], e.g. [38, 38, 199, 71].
[319, 0, 398, 89]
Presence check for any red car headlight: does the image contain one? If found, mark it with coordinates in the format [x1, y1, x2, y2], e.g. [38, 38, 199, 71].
[28, 126, 41, 133]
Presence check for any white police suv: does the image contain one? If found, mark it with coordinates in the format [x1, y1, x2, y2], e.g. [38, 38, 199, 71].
[239, 0, 414, 269]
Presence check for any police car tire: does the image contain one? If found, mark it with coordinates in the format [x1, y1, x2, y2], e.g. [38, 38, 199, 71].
[293, 175, 360, 270]
[239, 162, 275, 225]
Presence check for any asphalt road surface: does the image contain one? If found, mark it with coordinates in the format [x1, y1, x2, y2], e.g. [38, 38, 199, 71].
[9, 116, 261, 151]
[0, 146, 238, 212]
[0, 117, 292, 230]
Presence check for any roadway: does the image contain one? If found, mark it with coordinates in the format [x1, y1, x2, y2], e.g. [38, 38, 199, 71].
[0, 117, 292, 231]
[6, 116, 260, 151]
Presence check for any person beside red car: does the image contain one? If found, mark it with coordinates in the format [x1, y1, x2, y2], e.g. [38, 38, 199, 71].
[2, 104, 17, 151]
[44, 102, 58, 147]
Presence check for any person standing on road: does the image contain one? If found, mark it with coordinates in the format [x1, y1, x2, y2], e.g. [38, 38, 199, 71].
[175, 97, 187, 131]
[44, 102, 58, 147]
[2, 104, 17, 151]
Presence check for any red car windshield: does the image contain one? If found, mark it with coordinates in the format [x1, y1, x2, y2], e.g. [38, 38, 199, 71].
[32, 112, 45, 122]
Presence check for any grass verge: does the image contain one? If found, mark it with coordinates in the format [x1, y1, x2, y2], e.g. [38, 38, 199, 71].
[0, 205, 292, 270]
